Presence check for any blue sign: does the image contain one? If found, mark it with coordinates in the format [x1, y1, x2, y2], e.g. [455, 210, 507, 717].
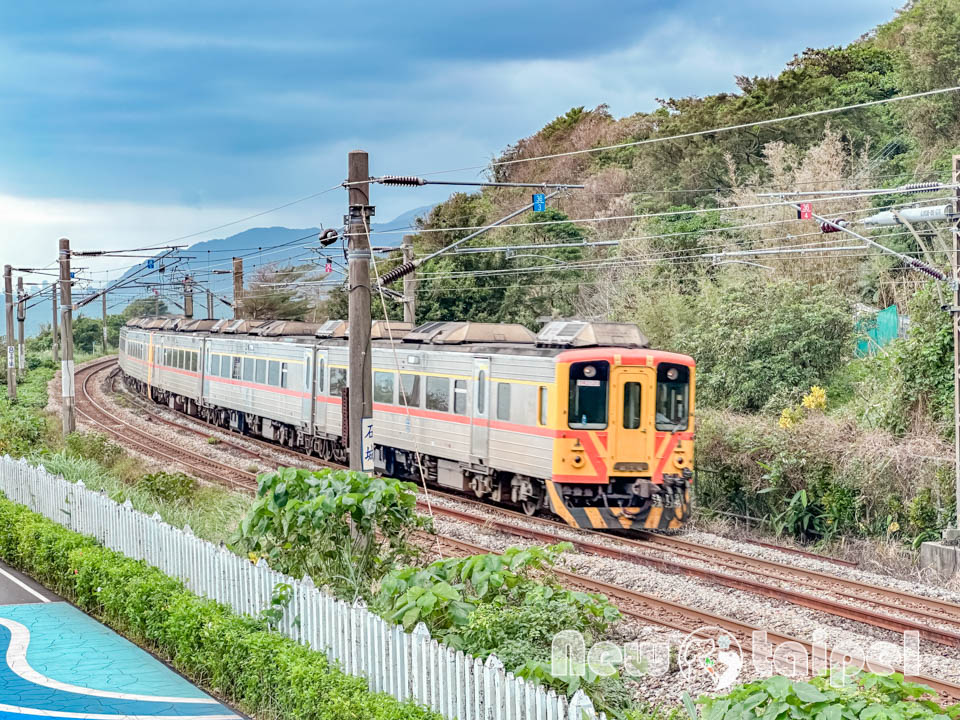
[147, 259, 155, 269]
[69, 272, 75, 279]
[532, 193, 546, 212]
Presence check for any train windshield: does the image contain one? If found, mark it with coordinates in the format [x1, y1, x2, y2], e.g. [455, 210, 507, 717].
[568, 361, 609, 429]
[656, 363, 690, 431]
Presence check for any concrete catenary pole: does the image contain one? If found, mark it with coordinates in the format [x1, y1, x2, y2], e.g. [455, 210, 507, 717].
[183, 275, 194, 320]
[953, 154, 960, 534]
[232, 258, 243, 320]
[59, 238, 76, 435]
[402, 234, 417, 325]
[101, 289, 109, 351]
[16, 276, 24, 378]
[51, 283, 59, 364]
[347, 150, 373, 471]
[4, 265, 16, 400]
[206, 289, 214, 321]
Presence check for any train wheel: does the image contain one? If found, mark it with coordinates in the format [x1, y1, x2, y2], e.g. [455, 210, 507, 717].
[320, 440, 334, 462]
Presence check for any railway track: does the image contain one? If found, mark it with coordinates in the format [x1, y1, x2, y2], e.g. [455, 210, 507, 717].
[425, 497, 960, 648]
[431, 533, 960, 701]
[89, 357, 960, 697]
[101, 355, 960, 643]
[75, 357, 258, 493]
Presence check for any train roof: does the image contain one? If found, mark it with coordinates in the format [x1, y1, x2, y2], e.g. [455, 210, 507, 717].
[120, 317, 691, 362]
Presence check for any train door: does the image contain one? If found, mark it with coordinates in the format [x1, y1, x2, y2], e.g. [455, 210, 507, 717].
[610, 366, 655, 471]
[301, 347, 313, 427]
[314, 349, 329, 433]
[146, 334, 155, 394]
[470, 357, 490, 461]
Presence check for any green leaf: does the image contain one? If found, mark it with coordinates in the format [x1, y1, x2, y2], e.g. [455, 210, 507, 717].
[764, 676, 791, 700]
[401, 606, 421, 629]
[683, 691, 699, 720]
[794, 682, 830, 704]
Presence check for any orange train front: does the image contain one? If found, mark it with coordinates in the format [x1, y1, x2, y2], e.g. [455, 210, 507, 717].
[546, 348, 695, 531]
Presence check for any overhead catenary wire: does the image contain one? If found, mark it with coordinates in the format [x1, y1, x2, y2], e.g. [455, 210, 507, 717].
[356, 189, 957, 239]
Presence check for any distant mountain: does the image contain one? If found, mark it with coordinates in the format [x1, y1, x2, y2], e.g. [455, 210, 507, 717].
[9, 204, 435, 338]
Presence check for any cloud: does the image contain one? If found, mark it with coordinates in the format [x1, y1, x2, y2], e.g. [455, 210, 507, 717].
[0, 193, 263, 280]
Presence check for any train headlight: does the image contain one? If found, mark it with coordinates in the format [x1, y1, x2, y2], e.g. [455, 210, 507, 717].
[666, 367, 679, 381]
[582, 365, 597, 378]
[673, 455, 686, 469]
[571, 455, 585, 468]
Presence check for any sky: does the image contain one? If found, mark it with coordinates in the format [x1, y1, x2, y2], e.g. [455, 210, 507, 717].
[0, 1, 900, 282]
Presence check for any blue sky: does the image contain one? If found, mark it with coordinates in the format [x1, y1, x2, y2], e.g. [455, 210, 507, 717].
[0, 1, 898, 277]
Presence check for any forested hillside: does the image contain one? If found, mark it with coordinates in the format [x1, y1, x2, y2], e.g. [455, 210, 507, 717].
[341, 0, 960, 549]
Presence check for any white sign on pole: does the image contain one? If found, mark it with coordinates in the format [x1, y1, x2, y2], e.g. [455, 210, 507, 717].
[6, 346, 13, 369]
[361, 417, 375, 472]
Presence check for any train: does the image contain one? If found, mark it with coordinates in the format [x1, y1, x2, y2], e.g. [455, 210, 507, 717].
[118, 317, 695, 531]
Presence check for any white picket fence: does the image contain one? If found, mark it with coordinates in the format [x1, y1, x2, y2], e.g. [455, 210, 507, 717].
[0, 456, 601, 720]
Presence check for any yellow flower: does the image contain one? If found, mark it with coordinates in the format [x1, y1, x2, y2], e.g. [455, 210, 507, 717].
[801, 385, 827, 411]
[778, 408, 796, 429]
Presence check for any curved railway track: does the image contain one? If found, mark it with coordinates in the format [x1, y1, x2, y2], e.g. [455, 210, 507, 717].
[75, 357, 258, 493]
[87, 356, 960, 699]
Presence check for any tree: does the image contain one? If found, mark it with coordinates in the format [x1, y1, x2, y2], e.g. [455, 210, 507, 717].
[72, 316, 103, 353]
[122, 297, 168, 319]
[237, 263, 325, 321]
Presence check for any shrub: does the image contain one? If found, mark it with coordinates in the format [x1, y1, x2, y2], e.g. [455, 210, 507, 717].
[0, 494, 439, 720]
[231, 467, 429, 601]
[691, 670, 956, 720]
[695, 407, 953, 544]
[65, 432, 125, 468]
[676, 277, 851, 412]
[136, 471, 197, 504]
[378, 543, 618, 640]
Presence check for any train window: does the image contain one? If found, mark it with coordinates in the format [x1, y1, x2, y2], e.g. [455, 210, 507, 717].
[399, 373, 420, 408]
[256, 358, 266, 384]
[315, 358, 325, 393]
[538, 386, 548, 426]
[280, 362, 289, 389]
[330, 367, 347, 396]
[192, 352, 198, 372]
[656, 364, 690, 432]
[222, 355, 233, 378]
[305, 358, 311, 391]
[268, 360, 280, 386]
[179, 350, 185, 369]
[477, 371, 486, 414]
[623, 382, 642, 429]
[374, 371, 395, 403]
[426, 376, 449, 412]
[496, 383, 511, 421]
[231, 356, 242, 380]
[454, 380, 467, 415]
[243, 357, 254, 382]
[568, 361, 609, 430]
[208, 353, 216, 375]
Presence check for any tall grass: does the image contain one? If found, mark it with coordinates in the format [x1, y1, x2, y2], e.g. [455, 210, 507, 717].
[33, 451, 250, 544]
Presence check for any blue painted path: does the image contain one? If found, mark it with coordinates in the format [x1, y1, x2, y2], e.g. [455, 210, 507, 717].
[0, 601, 240, 719]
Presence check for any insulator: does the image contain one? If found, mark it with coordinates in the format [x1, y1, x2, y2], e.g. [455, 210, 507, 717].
[910, 259, 947, 282]
[378, 175, 427, 187]
[378, 261, 416, 286]
[820, 219, 846, 233]
[897, 182, 943, 194]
